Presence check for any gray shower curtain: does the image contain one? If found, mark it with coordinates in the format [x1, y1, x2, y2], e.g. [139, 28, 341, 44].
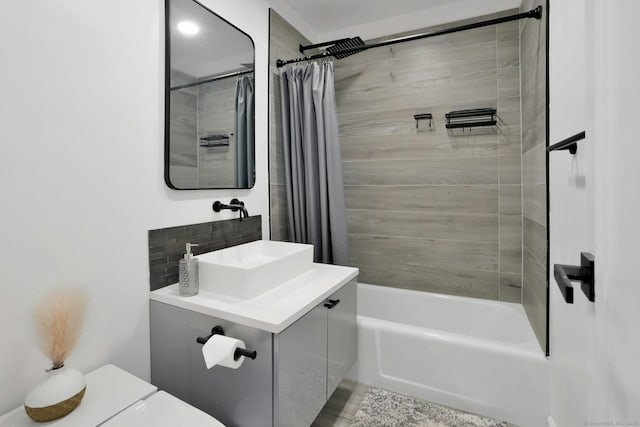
[235, 75, 255, 188]
[279, 62, 349, 265]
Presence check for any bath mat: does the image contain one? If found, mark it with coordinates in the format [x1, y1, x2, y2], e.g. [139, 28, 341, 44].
[350, 388, 507, 427]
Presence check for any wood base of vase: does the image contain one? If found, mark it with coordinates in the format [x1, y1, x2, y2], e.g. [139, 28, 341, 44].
[24, 386, 86, 422]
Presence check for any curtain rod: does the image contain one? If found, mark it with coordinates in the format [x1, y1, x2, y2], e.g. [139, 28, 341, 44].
[276, 6, 542, 68]
[171, 69, 254, 91]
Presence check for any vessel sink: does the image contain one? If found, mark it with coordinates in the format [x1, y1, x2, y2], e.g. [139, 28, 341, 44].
[195, 240, 314, 299]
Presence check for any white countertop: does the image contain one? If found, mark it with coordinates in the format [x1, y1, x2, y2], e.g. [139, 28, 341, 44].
[150, 263, 358, 333]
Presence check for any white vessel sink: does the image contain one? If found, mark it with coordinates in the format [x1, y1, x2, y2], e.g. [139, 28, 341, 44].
[196, 240, 314, 299]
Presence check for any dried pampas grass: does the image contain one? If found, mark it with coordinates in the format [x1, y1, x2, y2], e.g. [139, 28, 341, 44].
[34, 288, 87, 369]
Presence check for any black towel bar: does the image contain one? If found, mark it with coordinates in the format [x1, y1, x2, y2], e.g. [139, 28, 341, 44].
[547, 131, 585, 154]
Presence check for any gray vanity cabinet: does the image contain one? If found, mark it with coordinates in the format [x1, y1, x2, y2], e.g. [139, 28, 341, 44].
[149, 302, 274, 427]
[275, 304, 327, 427]
[150, 279, 357, 427]
[275, 279, 358, 426]
[326, 280, 357, 398]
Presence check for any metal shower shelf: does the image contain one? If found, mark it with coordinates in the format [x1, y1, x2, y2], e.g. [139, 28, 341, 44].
[199, 134, 231, 147]
[414, 113, 433, 130]
[445, 108, 497, 129]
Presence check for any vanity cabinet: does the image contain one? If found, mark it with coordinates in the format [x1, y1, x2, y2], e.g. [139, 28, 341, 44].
[326, 281, 358, 398]
[275, 304, 327, 427]
[150, 279, 357, 427]
[275, 280, 357, 427]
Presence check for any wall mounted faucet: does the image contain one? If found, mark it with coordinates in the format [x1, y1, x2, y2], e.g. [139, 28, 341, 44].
[213, 198, 249, 220]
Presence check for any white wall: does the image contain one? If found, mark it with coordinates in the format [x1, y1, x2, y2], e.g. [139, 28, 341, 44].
[549, 0, 640, 424]
[548, 0, 594, 423]
[312, 0, 521, 42]
[589, 1, 640, 417]
[0, 0, 288, 413]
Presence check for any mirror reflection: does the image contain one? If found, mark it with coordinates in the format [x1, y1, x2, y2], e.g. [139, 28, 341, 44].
[166, 0, 255, 189]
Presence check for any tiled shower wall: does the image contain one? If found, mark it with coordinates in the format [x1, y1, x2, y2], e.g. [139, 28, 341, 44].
[334, 12, 523, 302]
[269, 11, 527, 303]
[168, 70, 238, 188]
[521, 0, 548, 349]
[197, 77, 238, 188]
[169, 70, 198, 188]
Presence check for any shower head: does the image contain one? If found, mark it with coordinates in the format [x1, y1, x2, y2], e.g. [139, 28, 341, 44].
[326, 37, 366, 59]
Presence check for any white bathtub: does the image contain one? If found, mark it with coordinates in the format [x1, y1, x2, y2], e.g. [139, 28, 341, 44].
[349, 283, 549, 427]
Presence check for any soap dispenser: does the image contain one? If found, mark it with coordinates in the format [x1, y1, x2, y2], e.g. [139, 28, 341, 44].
[179, 243, 199, 297]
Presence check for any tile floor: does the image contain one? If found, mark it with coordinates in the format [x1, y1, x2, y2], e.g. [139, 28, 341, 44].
[312, 379, 368, 427]
[311, 380, 518, 427]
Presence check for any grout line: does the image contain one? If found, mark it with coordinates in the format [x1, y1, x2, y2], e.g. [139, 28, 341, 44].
[348, 232, 501, 246]
[496, 23, 502, 301]
[346, 208, 499, 217]
[518, 5, 526, 306]
[340, 155, 504, 163]
[343, 183, 506, 187]
[343, 182, 500, 187]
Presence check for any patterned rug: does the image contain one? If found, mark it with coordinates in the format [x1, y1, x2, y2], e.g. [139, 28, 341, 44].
[351, 388, 507, 427]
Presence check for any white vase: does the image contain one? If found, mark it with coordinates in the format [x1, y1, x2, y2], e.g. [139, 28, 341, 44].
[24, 365, 86, 422]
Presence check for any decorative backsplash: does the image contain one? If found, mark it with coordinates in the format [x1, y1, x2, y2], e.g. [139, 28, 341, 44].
[148, 216, 261, 291]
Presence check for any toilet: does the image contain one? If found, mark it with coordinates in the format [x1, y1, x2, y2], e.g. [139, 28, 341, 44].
[101, 390, 223, 427]
[0, 365, 224, 427]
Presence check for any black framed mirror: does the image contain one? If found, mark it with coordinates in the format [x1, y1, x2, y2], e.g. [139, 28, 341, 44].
[165, 0, 255, 189]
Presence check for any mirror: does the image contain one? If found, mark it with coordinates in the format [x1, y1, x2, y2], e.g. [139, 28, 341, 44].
[165, 0, 255, 189]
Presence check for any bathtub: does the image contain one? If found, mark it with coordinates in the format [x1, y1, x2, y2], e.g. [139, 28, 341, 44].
[349, 283, 549, 427]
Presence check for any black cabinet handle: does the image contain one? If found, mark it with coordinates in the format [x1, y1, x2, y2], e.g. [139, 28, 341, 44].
[324, 299, 340, 309]
[553, 252, 595, 303]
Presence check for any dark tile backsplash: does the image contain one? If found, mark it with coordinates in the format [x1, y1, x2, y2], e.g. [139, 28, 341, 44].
[148, 216, 262, 291]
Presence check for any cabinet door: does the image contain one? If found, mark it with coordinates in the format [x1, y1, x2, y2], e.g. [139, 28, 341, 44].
[326, 279, 358, 398]
[275, 304, 327, 427]
[150, 301, 274, 427]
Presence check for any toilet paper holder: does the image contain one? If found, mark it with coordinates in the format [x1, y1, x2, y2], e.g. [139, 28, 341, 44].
[196, 326, 257, 361]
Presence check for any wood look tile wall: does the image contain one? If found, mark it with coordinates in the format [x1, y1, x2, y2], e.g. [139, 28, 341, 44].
[168, 69, 239, 188]
[521, 0, 548, 350]
[197, 77, 237, 187]
[169, 70, 198, 188]
[268, 11, 529, 304]
[334, 11, 523, 302]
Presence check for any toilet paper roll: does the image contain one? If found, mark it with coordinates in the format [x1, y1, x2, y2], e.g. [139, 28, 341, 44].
[201, 334, 245, 369]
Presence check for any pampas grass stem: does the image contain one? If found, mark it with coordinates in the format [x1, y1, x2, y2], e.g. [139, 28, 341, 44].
[34, 288, 87, 368]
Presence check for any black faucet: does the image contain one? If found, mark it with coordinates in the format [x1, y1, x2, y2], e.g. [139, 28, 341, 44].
[212, 198, 249, 220]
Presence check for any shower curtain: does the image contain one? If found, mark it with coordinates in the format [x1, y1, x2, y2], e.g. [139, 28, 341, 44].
[235, 75, 255, 188]
[279, 62, 349, 265]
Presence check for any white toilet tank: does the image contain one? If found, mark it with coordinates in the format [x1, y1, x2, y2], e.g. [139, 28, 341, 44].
[103, 391, 224, 427]
[0, 365, 224, 427]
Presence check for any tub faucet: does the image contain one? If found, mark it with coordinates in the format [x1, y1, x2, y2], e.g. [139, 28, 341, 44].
[212, 198, 249, 220]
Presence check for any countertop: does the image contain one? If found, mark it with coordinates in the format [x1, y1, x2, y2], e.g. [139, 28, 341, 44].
[150, 263, 358, 333]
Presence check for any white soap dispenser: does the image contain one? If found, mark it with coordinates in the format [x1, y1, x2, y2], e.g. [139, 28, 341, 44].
[179, 243, 199, 296]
